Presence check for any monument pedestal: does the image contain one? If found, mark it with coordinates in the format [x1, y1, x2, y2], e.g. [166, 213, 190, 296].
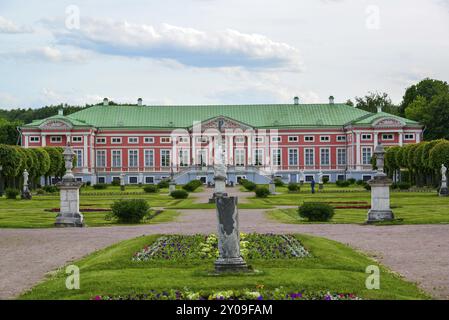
[318, 183, 323, 190]
[367, 175, 394, 223]
[169, 181, 176, 193]
[269, 182, 276, 194]
[439, 182, 448, 197]
[55, 181, 84, 227]
[21, 186, 32, 200]
[214, 196, 248, 272]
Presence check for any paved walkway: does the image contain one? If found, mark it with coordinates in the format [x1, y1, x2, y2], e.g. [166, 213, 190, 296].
[0, 188, 448, 299]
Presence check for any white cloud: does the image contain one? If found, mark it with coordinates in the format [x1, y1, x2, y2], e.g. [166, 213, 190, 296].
[0, 46, 89, 63]
[45, 18, 303, 70]
[0, 16, 32, 34]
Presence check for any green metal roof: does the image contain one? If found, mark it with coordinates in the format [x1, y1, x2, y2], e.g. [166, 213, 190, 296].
[22, 104, 419, 129]
[23, 114, 92, 128]
[350, 111, 419, 126]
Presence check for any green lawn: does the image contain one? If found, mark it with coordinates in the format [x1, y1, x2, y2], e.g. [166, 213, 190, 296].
[19, 233, 429, 300]
[262, 191, 449, 224]
[0, 194, 181, 228]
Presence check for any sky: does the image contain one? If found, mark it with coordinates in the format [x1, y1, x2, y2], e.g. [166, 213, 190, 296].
[0, 0, 448, 109]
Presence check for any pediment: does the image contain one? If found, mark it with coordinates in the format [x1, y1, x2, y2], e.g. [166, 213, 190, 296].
[197, 116, 253, 131]
[372, 117, 405, 128]
[39, 119, 73, 130]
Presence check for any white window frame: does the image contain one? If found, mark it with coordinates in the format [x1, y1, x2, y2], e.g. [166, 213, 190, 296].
[111, 150, 122, 168]
[320, 136, 330, 142]
[96, 150, 106, 168]
[196, 149, 207, 166]
[72, 136, 83, 143]
[382, 134, 394, 140]
[144, 137, 154, 144]
[304, 148, 315, 166]
[253, 136, 264, 143]
[178, 137, 189, 143]
[361, 134, 372, 141]
[111, 137, 122, 144]
[362, 147, 373, 165]
[196, 136, 209, 143]
[144, 149, 154, 168]
[288, 136, 298, 142]
[271, 136, 281, 143]
[160, 137, 171, 144]
[145, 176, 155, 184]
[235, 136, 245, 144]
[288, 148, 298, 166]
[160, 149, 171, 167]
[337, 135, 346, 142]
[271, 148, 282, 166]
[304, 136, 314, 142]
[128, 137, 139, 144]
[74, 149, 83, 168]
[253, 149, 264, 166]
[96, 137, 106, 144]
[179, 149, 189, 167]
[50, 136, 62, 143]
[30, 136, 40, 143]
[320, 148, 330, 166]
[128, 149, 139, 168]
[235, 148, 245, 166]
[337, 148, 347, 166]
[128, 176, 138, 184]
[404, 134, 415, 140]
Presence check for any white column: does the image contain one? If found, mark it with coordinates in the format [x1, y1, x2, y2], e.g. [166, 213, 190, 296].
[373, 132, 378, 148]
[416, 132, 421, 143]
[356, 132, 361, 170]
[90, 134, 95, 171]
[83, 134, 88, 173]
[229, 135, 234, 165]
[399, 132, 403, 146]
[23, 135, 29, 148]
[41, 134, 46, 147]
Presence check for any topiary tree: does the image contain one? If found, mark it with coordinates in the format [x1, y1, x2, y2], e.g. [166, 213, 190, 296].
[429, 140, 449, 173]
[0, 144, 23, 188]
[32, 148, 50, 186]
[44, 147, 64, 184]
[385, 146, 400, 181]
[413, 142, 428, 187]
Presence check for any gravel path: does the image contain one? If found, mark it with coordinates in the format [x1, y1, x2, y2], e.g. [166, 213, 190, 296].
[0, 188, 448, 299]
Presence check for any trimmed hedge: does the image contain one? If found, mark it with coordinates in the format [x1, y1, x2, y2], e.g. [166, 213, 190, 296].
[298, 202, 335, 222]
[110, 199, 150, 223]
[5, 188, 19, 199]
[240, 179, 257, 191]
[143, 185, 159, 193]
[111, 179, 121, 187]
[255, 187, 270, 198]
[336, 180, 351, 187]
[274, 178, 284, 187]
[182, 180, 202, 192]
[170, 190, 189, 199]
[157, 180, 170, 189]
[43, 185, 58, 193]
[93, 183, 108, 190]
[288, 183, 300, 192]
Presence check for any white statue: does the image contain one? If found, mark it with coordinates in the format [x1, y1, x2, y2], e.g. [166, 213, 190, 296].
[23, 169, 29, 186]
[318, 170, 323, 184]
[441, 164, 447, 182]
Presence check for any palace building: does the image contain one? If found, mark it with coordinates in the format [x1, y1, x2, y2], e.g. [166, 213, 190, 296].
[20, 97, 423, 185]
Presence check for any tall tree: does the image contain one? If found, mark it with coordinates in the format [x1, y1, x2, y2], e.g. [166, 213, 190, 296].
[354, 92, 399, 115]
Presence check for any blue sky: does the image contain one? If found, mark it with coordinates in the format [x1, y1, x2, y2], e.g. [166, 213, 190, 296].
[0, 0, 448, 108]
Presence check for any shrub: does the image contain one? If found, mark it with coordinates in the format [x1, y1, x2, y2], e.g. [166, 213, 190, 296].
[170, 190, 189, 199]
[110, 199, 150, 223]
[347, 178, 356, 184]
[255, 187, 270, 198]
[5, 188, 19, 199]
[242, 180, 256, 191]
[157, 180, 170, 189]
[274, 178, 284, 187]
[322, 176, 329, 184]
[298, 203, 335, 222]
[36, 189, 45, 195]
[288, 183, 300, 192]
[397, 182, 411, 190]
[143, 185, 159, 193]
[111, 179, 121, 187]
[86, 181, 91, 186]
[336, 180, 351, 187]
[182, 180, 202, 192]
[363, 182, 371, 191]
[43, 185, 58, 193]
[93, 183, 108, 190]
[356, 180, 365, 186]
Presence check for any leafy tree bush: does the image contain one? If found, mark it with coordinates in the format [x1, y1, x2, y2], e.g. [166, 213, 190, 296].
[43, 185, 58, 193]
[93, 183, 108, 190]
[182, 180, 202, 192]
[336, 180, 351, 187]
[241, 180, 256, 191]
[5, 188, 20, 199]
[287, 183, 300, 192]
[273, 178, 284, 187]
[429, 140, 449, 170]
[255, 187, 270, 198]
[298, 203, 335, 222]
[44, 147, 64, 180]
[0, 144, 23, 178]
[36, 189, 45, 195]
[396, 182, 411, 190]
[356, 180, 364, 186]
[143, 185, 159, 193]
[170, 190, 189, 199]
[111, 179, 121, 187]
[157, 180, 170, 189]
[110, 199, 150, 223]
[347, 178, 356, 184]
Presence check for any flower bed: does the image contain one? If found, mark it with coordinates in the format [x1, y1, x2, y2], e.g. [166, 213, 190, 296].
[133, 234, 309, 262]
[92, 287, 361, 300]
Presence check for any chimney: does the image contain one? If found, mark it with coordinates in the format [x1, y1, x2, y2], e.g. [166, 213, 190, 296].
[329, 96, 335, 105]
[103, 98, 109, 106]
[377, 106, 382, 113]
[293, 96, 299, 105]
[58, 108, 63, 116]
[137, 98, 143, 106]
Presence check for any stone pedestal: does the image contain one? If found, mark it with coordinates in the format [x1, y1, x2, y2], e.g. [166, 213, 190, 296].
[318, 183, 323, 190]
[367, 175, 394, 223]
[55, 181, 84, 227]
[169, 181, 177, 193]
[269, 182, 276, 194]
[214, 176, 226, 196]
[214, 196, 247, 272]
[439, 181, 448, 197]
[120, 173, 125, 191]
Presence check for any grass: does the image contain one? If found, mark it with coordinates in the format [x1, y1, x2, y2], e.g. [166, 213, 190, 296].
[263, 191, 449, 224]
[0, 194, 181, 228]
[19, 233, 429, 300]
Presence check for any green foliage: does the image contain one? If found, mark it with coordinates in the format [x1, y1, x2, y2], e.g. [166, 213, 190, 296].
[429, 140, 449, 170]
[0, 119, 21, 145]
[274, 178, 284, 187]
[355, 180, 364, 186]
[93, 183, 108, 190]
[298, 203, 335, 222]
[400, 78, 448, 116]
[43, 147, 64, 177]
[0, 105, 87, 125]
[255, 186, 270, 198]
[111, 179, 121, 187]
[182, 180, 202, 192]
[32, 148, 51, 178]
[355, 92, 399, 114]
[322, 176, 329, 184]
[421, 140, 443, 170]
[241, 179, 256, 191]
[347, 178, 356, 184]
[336, 180, 351, 187]
[42, 185, 58, 193]
[5, 188, 20, 199]
[143, 185, 159, 193]
[287, 182, 300, 192]
[110, 199, 150, 223]
[157, 180, 170, 189]
[170, 190, 189, 199]
[396, 182, 411, 190]
[0, 144, 23, 177]
[413, 142, 428, 170]
[385, 146, 400, 171]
